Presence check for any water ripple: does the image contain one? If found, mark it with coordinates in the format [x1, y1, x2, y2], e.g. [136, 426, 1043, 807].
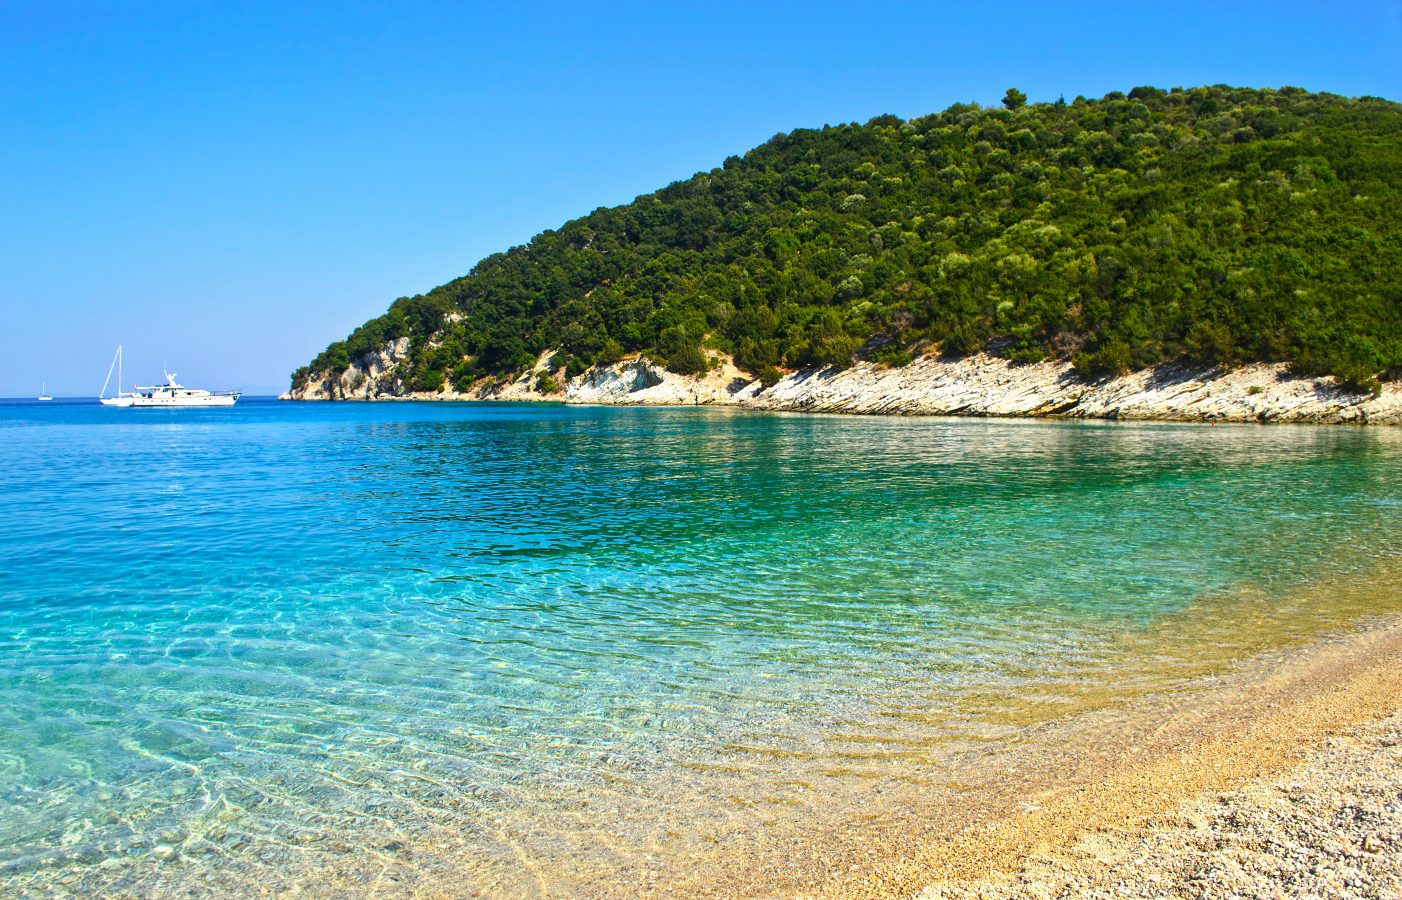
[0, 399, 1399, 893]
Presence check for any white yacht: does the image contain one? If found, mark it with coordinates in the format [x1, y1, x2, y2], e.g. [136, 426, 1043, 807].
[99, 346, 239, 407]
[128, 372, 240, 407]
[37, 382, 52, 401]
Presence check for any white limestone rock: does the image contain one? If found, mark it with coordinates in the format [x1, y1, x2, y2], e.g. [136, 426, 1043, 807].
[280, 346, 1402, 426]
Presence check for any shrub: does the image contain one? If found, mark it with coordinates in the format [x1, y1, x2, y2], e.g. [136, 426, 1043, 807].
[595, 338, 625, 366]
[659, 325, 709, 375]
[1335, 365, 1381, 396]
[1073, 341, 1133, 379]
[452, 359, 481, 391]
[665, 345, 709, 375]
[755, 365, 783, 387]
[1184, 321, 1236, 366]
[941, 329, 984, 358]
[1007, 345, 1046, 365]
[871, 345, 914, 367]
[410, 367, 445, 393]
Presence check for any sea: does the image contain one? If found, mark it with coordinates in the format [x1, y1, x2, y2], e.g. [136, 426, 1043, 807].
[1, 397, 1398, 894]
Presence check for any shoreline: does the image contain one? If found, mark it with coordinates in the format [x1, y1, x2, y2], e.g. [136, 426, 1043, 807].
[282, 347, 1402, 426]
[824, 615, 1402, 899]
[275, 597, 1402, 898]
[572, 588, 1399, 899]
[911, 706, 1402, 898]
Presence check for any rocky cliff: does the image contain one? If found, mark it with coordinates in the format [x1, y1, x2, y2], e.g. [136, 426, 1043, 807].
[281, 343, 1401, 425]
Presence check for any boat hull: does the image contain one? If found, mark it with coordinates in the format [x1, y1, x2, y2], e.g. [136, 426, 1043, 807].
[128, 393, 239, 408]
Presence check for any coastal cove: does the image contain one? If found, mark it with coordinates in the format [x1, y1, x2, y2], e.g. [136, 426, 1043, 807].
[1, 400, 1399, 896]
[11, 3, 1402, 895]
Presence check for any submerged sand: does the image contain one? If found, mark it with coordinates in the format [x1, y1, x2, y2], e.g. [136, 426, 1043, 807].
[50, 576, 1402, 898]
[618, 565, 1402, 898]
[288, 611, 1402, 899]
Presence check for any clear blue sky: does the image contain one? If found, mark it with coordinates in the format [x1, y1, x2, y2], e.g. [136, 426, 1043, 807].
[3, 1, 1398, 397]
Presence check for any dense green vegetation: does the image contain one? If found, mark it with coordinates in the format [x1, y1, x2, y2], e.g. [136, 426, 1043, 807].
[293, 86, 1402, 395]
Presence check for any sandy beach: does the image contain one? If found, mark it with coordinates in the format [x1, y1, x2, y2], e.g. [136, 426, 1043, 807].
[913, 707, 1402, 898]
[829, 617, 1402, 899]
[603, 568, 1402, 898]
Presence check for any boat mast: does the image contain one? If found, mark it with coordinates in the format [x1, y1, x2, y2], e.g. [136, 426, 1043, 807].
[100, 345, 124, 400]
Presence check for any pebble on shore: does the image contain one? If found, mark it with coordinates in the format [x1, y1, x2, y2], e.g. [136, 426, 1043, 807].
[913, 710, 1402, 899]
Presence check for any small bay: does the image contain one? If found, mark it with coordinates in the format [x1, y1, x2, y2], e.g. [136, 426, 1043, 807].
[0, 399, 1398, 894]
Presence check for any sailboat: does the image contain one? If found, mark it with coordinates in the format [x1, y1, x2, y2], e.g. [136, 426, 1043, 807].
[37, 382, 52, 401]
[99, 346, 133, 407]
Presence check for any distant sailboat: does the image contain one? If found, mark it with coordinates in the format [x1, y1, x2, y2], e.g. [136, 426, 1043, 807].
[37, 382, 52, 401]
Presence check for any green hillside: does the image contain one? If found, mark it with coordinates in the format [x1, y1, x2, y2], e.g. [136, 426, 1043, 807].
[292, 85, 1402, 395]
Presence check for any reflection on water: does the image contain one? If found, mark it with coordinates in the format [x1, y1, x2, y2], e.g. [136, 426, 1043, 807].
[0, 400, 1398, 894]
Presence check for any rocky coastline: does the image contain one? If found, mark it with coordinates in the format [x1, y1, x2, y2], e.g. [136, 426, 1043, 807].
[280, 342, 1402, 425]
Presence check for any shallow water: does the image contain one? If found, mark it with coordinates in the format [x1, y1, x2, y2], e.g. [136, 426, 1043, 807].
[0, 399, 1398, 894]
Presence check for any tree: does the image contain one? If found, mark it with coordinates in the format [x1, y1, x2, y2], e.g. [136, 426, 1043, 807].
[293, 87, 1402, 394]
[659, 326, 708, 375]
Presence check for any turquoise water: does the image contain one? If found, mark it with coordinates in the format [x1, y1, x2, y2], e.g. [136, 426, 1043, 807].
[1, 399, 1399, 894]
